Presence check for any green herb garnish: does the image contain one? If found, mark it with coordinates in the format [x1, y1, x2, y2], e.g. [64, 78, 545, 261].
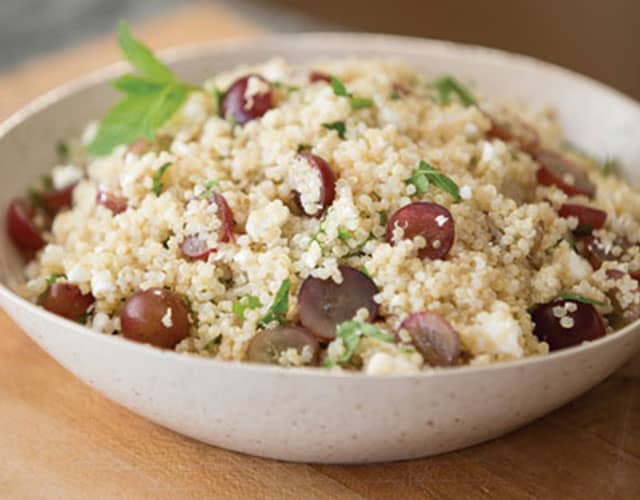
[152, 162, 172, 195]
[184, 294, 193, 313]
[88, 21, 199, 156]
[56, 141, 69, 160]
[322, 121, 346, 139]
[46, 273, 66, 286]
[330, 76, 373, 110]
[199, 179, 219, 199]
[407, 160, 461, 202]
[359, 265, 371, 278]
[432, 76, 476, 107]
[558, 292, 606, 307]
[233, 295, 262, 321]
[272, 81, 300, 92]
[213, 86, 224, 112]
[297, 144, 312, 153]
[389, 91, 401, 101]
[338, 227, 353, 241]
[259, 279, 290, 327]
[325, 321, 394, 367]
[205, 335, 222, 350]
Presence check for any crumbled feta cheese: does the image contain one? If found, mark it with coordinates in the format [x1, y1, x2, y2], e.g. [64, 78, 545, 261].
[52, 165, 83, 189]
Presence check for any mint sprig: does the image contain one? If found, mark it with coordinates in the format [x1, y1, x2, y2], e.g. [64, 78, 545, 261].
[322, 121, 346, 139]
[151, 162, 172, 195]
[233, 295, 262, 320]
[88, 21, 199, 156]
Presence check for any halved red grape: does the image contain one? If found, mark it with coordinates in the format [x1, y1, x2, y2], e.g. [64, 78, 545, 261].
[41, 183, 76, 214]
[575, 235, 632, 270]
[293, 153, 336, 217]
[604, 269, 640, 328]
[180, 235, 216, 261]
[484, 112, 539, 154]
[536, 150, 596, 198]
[298, 266, 378, 341]
[399, 312, 461, 366]
[309, 71, 331, 83]
[531, 298, 605, 351]
[96, 190, 128, 215]
[386, 202, 455, 260]
[247, 326, 320, 365]
[120, 288, 191, 349]
[220, 74, 273, 125]
[6, 198, 46, 253]
[38, 283, 94, 321]
[213, 192, 235, 243]
[558, 203, 606, 234]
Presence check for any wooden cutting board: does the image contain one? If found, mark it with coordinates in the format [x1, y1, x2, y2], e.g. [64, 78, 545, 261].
[0, 4, 638, 499]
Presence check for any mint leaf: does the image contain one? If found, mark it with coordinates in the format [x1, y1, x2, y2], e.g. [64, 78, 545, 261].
[407, 160, 461, 202]
[213, 86, 224, 112]
[325, 321, 394, 366]
[338, 227, 353, 241]
[152, 162, 172, 195]
[330, 76, 373, 110]
[350, 97, 373, 110]
[322, 121, 346, 139]
[558, 292, 606, 307]
[259, 279, 290, 327]
[117, 20, 174, 81]
[330, 76, 350, 97]
[272, 81, 300, 92]
[233, 295, 262, 320]
[199, 179, 219, 199]
[46, 273, 66, 286]
[433, 76, 476, 107]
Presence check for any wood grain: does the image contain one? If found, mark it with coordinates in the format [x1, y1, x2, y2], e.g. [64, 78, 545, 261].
[1, 4, 639, 499]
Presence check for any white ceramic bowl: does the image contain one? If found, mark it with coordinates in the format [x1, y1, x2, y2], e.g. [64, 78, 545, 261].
[1, 33, 639, 464]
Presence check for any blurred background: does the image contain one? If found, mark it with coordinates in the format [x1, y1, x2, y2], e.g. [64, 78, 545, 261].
[1, 0, 639, 99]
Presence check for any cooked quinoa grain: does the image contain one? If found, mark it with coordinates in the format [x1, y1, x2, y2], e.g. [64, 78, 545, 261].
[10, 57, 640, 373]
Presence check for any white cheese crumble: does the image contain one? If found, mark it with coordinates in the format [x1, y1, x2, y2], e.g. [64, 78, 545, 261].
[52, 164, 84, 189]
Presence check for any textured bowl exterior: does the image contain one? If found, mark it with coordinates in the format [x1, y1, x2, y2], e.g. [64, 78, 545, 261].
[1, 33, 639, 463]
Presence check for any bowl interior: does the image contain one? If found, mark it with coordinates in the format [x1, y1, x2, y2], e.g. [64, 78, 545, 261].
[1, 32, 639, 305]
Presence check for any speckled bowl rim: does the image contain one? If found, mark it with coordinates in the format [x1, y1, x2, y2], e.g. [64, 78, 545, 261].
[1, 32, 639, 380]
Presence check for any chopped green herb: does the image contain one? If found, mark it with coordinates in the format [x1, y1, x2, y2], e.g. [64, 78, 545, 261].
[272, 81, 300, 92]
[338, 227, 353, 241]
[432, 76, 476, 107]
[200, 179, 220, 199]
[350, 96, 373, 109]
[330, 76, 350, 97]
[56, 141, 69, 160]
[46, 273, 66, 286]
[558, 292, 606, 307]
[297, 144, 312, 153]
[184, 294, 193, 312]
[205, 335, 222, 350]
[407, 160, 461, 202]
[378, 211, 388, 226]
[329, 76, 373, 110]
[88, 21, 200, 156]
[325, 321, 394, 367]
[322, 121, 346, 139]
[602, 158, 619, 177]
[359, 265, 371, 278]
[233, 295, 262, 320]
[213, 86, 224, 112]
[76, 313, 89, 325]
[152, 162, 172, 195]
[259, 279, 290, 327]
[389, 91, 401, 101]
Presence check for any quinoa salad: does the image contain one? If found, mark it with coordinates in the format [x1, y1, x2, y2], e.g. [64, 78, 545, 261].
[7, 24, 640, 374]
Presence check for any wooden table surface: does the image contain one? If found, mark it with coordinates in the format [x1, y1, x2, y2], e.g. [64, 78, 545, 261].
[0, 4, 639, 499]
